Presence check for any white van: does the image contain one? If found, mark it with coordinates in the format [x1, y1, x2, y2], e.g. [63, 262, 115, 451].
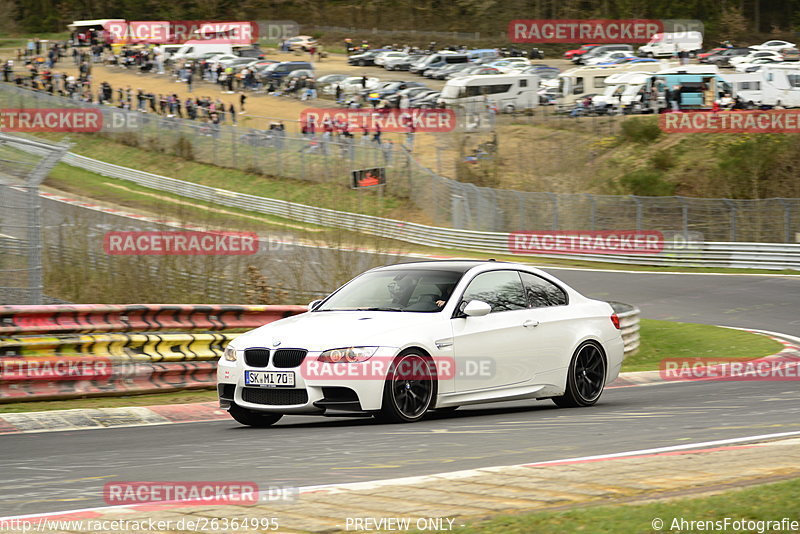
[638, 32, 703, 58]
[440, 74, 539, 113]
[171, 42, 236, 61]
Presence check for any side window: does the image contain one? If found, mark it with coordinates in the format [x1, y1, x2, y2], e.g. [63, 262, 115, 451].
[519, 272, 568, 308]
[520, 79, 528, 88]
[461, 271, 527, 313]
[574, 77, 584, 94]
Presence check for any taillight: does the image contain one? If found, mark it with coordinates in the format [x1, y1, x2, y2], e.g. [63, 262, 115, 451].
[610, 314, 621, 329]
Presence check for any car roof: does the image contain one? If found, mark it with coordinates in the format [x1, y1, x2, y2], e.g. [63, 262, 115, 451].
[372, 260, 515, 274]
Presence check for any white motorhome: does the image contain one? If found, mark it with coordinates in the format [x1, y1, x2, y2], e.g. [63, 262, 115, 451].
[592, 72, 655, 111]
[758, 64, 800, 107]
[440, 74, 539, 113]
[638, 32, 703, 58]
[557, 62, 671, 105]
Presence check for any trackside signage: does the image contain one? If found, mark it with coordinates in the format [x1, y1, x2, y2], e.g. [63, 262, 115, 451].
[509, 231, 665, 255]
[299, 109, 456, 133]
[0, 109, 103, 132]
[104, 21, 258, 45]
[104, 231, 258, 255]
[509, 19, 703, 43]
[660, 110, 800, 133]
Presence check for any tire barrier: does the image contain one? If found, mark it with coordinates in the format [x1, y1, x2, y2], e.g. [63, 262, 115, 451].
[0, 304, 308, 335]
[0, 305, 308, 402]
[610, 301, 641, 356]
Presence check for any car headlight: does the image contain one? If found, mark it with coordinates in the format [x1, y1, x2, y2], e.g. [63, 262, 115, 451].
[224, 346, 237, 362]
[318, 347, 379, 363]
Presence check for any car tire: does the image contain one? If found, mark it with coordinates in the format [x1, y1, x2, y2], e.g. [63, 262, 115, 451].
[228, 403, 283, 427]
[376, 350, 436, 423]
[359, 60, 366, 66]
[503, 104, 515, 113]
[552, 341, 607, 408]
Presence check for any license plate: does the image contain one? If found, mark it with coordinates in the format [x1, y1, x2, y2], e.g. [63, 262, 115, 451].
[244, 370, 295, 387]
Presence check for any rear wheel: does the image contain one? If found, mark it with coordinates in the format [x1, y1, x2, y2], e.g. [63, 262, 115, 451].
[553, 342, 606, 408]
[228, 404, 283, 427]
[377, 351, 436, 423]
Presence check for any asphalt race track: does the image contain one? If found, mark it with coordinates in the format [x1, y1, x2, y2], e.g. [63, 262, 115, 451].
[1, 188, 799, 517]
[2, 380, 800, 516]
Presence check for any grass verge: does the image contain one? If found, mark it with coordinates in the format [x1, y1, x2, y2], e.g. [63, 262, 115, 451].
[0, 320, 782, 413]
[449, 475, 800, 534]
[622, 320, 783, 373]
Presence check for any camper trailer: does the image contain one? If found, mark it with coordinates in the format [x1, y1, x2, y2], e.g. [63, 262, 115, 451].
[440, 74, 539, 113]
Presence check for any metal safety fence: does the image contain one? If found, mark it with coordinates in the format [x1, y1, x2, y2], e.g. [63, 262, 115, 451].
[0, 134, 69, 305]
[9, 146, 796, 270]
[2, 84, 799, 242]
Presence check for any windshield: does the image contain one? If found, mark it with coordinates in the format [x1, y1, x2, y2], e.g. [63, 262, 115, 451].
[315, 269, 463, 313]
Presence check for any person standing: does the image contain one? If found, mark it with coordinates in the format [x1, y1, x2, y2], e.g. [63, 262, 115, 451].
[239, 92, 247, 114]
[228, 103, 236, 125]
[186, 68, 193, 92]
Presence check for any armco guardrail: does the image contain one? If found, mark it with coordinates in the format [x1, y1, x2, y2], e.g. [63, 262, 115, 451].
[39, 149, 800, 270]
[611, 302, 641, 356]
[0, 304, 307, 401]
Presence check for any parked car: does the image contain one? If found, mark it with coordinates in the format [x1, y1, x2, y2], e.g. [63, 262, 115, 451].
[574, 44, 634, 64]
[385, 86, 434, 107]
[448, 66, 500, 79]
[384, 54, 424, 71]
[236, 47, 266, 59]
[697, 47, 727, 60]
[407, 89, 440, 107]
[780, 47, 800, 61]
[363, 80, 427, 98]
[316, 74, 349, 86]
[217, 260, 624, 426]
[259, 61, 314, 81]
[700, 47, 753, 66]
[564, 44, 602, 60]
[734, 57, 782, 72]
[322, 76, 380, 95]
[285, 35, 318, 52]
[584, 51, 636, 65]
[375, 51, 409, 67]
[430, 63, 472, 80]
[729, 50, 784, 67]
[751, 40, 796, 52]
[348, 49, 391, 66]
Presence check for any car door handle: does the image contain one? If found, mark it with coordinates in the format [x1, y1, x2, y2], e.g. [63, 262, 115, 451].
[523, 320, 539, 328]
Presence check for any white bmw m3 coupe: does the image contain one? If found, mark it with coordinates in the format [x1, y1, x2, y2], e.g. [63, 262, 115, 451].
[217, 260, 625, 426]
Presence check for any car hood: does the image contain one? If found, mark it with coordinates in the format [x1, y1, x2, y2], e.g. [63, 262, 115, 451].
[232, 311, 447, 352]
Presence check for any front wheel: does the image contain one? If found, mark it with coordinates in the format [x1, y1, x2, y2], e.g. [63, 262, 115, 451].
[553, 342, 606, 408]
[228, 403, 283, 427]
[376, 351, 436, 423]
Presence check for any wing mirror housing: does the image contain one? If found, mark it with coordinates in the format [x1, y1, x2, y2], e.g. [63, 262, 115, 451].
[462, 300, 491, 317]
[308, 299, 322, 311]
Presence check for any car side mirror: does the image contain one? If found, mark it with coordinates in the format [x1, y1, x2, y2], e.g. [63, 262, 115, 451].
[308, 299, 322, 311]
[462, 300, 491, 317]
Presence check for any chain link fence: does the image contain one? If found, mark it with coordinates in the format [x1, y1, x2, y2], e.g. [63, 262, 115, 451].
[0, 133, 70, 304]
[2, 83, 799, 243]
